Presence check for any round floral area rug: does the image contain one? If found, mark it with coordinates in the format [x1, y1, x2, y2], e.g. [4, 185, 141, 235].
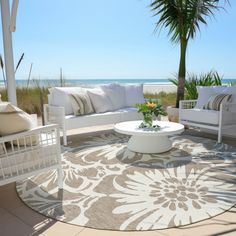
[16, 133, 236, 231]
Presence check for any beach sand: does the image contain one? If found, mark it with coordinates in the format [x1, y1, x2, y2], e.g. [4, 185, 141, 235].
[143, 84, 177, 94]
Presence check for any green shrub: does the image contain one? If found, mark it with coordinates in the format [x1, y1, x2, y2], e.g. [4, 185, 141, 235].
[169, 71, 222, 100]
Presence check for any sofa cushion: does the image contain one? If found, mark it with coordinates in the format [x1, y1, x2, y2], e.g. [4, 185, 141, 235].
[196, 86, 226, 109]
[87, 88, 114, 113]
[222, 85, 236, 103]
[64, 107, 142, 130]
[181, 108, 219, 125]
[0, 103, 35, 136]
[203, 93, 232, 111]
[100, 83, 126, 110]
[49, 87, 89, 115]
[124, 84, 145, 107]
[69, 93, 94, 116]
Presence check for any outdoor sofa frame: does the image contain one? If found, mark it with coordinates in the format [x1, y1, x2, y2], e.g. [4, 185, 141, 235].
[44, 104, 142, 146]
[179, 100, 236, 143]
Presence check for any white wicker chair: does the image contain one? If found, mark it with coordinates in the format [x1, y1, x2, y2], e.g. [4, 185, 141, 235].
[0, 124, 63, 188]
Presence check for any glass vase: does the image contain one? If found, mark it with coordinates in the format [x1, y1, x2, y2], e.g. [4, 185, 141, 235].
[143, 113, 153, 127]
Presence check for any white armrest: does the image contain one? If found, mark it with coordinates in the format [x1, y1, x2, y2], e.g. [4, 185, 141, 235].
[44, 104, 67, 145]
[0, 123, 63, 188]
[0, 124, 59, 143]
[179, 100, 197, 109]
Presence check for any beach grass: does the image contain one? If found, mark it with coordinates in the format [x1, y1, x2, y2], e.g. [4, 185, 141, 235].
[144, 91, 176, 107]
[0, 87, 176, 115]
[0, 87, 48, 115]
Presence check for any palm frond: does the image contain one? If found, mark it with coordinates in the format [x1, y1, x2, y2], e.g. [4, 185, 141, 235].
[150, 0, 227, 42]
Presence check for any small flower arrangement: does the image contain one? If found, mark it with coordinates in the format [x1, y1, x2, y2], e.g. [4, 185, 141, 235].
[136, 99, 167, 129]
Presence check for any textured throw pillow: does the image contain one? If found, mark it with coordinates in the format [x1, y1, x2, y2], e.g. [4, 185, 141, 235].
[69, 93, 94, 116]
[124, 84, 145, 107]
[0, 103, 35, 136]
[100, 83, 126, 110]
[48, 87, 90, 115]
[203, 93, 232, 111]
[87, 88, 114, 113]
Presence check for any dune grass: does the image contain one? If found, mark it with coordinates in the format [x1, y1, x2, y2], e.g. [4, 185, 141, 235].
[0, 87, 49, 115]
[144, 91, 176, 108]
[0, 87, 176, 116]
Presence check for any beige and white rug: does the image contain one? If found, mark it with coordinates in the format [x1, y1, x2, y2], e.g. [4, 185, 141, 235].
[16, 133, 236, 231]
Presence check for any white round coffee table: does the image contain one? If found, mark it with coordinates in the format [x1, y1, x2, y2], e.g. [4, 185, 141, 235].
[114, 120, 184, 154]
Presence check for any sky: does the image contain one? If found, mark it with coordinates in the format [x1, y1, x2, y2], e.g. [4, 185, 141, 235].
[0, 0, 236, 80]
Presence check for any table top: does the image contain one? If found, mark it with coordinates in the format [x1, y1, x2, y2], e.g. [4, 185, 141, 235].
[114, 120, 184, 137]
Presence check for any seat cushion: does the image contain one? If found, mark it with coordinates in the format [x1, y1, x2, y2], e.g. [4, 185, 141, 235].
[65, 107, 142, 130]
[181, 108, 219, 125]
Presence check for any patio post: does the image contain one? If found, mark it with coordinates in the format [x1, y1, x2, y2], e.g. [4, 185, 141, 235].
[0, 0, 18, 105]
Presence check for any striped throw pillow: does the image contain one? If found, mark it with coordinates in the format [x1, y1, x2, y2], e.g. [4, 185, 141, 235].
[203, 93, 232, 110]
[69, 93, 94, 116]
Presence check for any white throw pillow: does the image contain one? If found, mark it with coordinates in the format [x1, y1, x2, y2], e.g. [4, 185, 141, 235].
[196, 86, 226, 109]
[101, 83, 126, 110]
[0, 103, 35, 136]
[222, 85, 236, 103]
[49, 87, 89, 115]
[87, 88, 114, 113]
[124, 84, 145, 107]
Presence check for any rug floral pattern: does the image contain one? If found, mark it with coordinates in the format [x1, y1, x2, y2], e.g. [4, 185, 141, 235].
[16, 133, 236, 230]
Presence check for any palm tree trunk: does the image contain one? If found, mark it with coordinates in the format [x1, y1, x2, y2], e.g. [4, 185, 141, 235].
[176, 38, 187, 108]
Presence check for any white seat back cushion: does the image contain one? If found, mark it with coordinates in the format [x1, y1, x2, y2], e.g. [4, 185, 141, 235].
[222, 85, 236, 103]
[196, 86, 226, 109]
[87, 88, 114, 113]
[49, 87, 89, 115]
[100, 83, 126, 110]
[124, 84, 145, 107]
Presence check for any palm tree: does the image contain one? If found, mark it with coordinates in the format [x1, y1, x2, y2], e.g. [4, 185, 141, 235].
[150, 0, 228, 108]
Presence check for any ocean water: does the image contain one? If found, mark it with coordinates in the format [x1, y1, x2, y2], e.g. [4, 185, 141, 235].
[0, 78, 236, 87]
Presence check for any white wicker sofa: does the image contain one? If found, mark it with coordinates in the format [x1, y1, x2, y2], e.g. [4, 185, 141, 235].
[44, 84, 144, 145]
[179, 85, 236, 143]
